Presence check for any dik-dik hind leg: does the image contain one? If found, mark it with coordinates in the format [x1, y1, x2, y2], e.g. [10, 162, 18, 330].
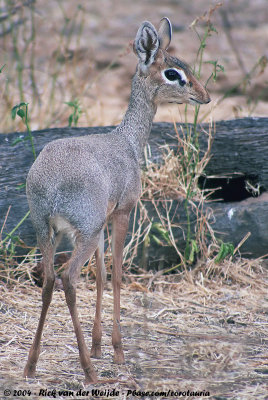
[91, 229, 106, 358]
[111, 210, 130, 364]
[61, 234, 101, 384]
[24, 242, 55, 378]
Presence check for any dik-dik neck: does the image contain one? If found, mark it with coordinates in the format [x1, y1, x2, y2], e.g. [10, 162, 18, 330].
[117, 72, 157, 158]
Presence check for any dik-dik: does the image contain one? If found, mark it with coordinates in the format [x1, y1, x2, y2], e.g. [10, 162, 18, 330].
[24, 17, 210, 383]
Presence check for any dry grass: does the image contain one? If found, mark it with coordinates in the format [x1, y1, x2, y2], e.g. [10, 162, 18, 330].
[142, 122, 213, 202]
[139, 121, 221, 267]
[1, 257, 268, 399]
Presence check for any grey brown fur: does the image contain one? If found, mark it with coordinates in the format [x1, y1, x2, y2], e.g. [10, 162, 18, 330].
[24, 18, 210, 383]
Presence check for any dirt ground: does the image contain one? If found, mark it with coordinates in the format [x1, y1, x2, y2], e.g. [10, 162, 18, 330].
[1, 258, 268, 400]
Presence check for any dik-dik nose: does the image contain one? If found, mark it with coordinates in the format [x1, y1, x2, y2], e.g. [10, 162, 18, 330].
[204, 90, 211, 104]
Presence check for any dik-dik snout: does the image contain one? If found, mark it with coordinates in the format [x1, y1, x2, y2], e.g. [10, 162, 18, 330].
[156, 57, 211, 105]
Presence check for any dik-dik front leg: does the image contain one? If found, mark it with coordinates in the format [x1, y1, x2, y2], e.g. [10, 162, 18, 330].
[111, 210, 130, 364]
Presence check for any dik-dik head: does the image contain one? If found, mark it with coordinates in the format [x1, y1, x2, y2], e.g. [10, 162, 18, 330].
[133, 18, 211, 106]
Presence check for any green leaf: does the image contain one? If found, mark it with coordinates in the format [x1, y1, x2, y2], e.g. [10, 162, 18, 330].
[209, 24, 218, 34]
[16, 183, 26, 190]
[215, 242, 234, 263]
[0, 64, 6, 73]
[11, 137, 23, 146]
[17, 108, 25, 119]
[152, 222, 167, 235]
[151, 234, 162, 246]
[205, 60, 217, 66]
[143, 233, 150, 248]
[11, 103, 28, 120]
[217, 64, 225, 73]
[68, 114, 73, 127]
[65, 101, 75, 107]
[11, 106, 18, 120]
[18, 102, 29, 107]
[189, 240, 199, 264]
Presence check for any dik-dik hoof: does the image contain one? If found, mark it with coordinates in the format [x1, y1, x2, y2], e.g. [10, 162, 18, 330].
[84, 366, 98, 384]
[23, 363, 36, 379]
[113, 350, 125, 364]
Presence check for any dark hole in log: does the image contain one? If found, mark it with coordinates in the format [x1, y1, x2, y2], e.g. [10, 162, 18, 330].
[198, 174, 265, 202]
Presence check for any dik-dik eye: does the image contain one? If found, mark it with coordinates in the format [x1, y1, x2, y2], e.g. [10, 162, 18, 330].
[164, 69, 180, 81]
[163, 68, 187, 86]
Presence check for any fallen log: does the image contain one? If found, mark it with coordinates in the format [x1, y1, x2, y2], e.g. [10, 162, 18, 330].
[0, 117, 267, 260]
[136, 194, 268, 269]
[150, 118, 268, 193]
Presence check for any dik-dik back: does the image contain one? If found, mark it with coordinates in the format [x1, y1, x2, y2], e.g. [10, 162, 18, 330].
[27, 133, 141, 242]
[24, 17, 210, 384]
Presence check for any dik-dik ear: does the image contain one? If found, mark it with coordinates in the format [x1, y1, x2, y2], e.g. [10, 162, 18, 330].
[134, 21, 160, 75]
[158, 17, 172, 50]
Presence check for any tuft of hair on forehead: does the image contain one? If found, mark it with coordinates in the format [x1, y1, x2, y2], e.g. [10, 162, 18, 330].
[164, 54, 191, 73]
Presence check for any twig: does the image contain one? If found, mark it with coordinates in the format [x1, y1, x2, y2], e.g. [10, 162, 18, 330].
[0, 205, 11, 240]
[1, 211, 30, 245]
[220, 8, 247, 75]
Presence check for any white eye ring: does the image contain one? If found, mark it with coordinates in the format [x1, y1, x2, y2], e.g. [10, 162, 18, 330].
[162, 68, 188, 86]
